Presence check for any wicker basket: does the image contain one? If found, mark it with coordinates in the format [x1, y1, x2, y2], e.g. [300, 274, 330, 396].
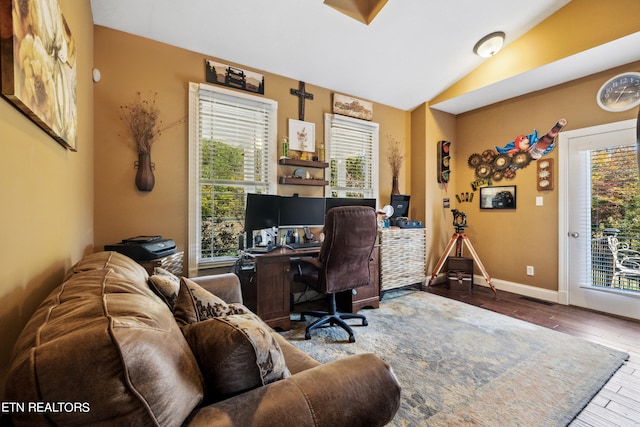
[378, 229, 426, 291]
[139, 251, 184, 276]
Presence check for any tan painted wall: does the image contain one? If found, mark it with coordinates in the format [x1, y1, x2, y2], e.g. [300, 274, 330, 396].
[411, 106, 457, 274]
[93, 27, 411, 267]
[452, 60, 640, 290]
[0, 1, 94, 384]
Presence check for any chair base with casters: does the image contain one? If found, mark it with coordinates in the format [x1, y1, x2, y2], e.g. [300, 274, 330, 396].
[301, 293, 367, 343]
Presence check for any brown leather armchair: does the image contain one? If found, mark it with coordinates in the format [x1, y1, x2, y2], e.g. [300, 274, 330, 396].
[295, 206, 378, 342]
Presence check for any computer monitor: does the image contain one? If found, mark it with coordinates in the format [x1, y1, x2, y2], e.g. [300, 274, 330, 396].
[279, 196, 326, 227]
[325, 197, 377, 213]
[390, 194, 410, 218]
[244, 193, 280, 232]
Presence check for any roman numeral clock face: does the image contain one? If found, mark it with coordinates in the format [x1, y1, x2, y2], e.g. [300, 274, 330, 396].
[597, 72, 640, 112]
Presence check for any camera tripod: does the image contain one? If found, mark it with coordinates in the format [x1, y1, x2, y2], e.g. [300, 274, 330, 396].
[428, 211, 496, 294]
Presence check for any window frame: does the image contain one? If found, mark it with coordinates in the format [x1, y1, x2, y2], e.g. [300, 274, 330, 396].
[188, 82, 277, 275]
[323, 112, 379, 199]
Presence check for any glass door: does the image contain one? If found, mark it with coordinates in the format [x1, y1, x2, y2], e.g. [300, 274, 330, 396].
[559, 119, 640, 320]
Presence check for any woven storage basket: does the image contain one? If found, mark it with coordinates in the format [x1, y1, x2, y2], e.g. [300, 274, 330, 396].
[379, 229, 426, 291]
[139, 251, 184, 276]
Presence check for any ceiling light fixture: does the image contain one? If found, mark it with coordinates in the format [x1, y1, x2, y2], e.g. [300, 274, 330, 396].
[473, 31, 505, 58]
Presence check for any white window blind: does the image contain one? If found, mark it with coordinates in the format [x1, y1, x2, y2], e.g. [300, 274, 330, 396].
[324, 113, 378, 199]
[188, 83, 277, 272]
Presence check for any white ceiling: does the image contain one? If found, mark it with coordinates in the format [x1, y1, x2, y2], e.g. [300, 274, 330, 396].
[90, 0, 639, 114]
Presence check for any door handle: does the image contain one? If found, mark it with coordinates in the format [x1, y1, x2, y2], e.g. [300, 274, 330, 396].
[569, 232, 579, 238]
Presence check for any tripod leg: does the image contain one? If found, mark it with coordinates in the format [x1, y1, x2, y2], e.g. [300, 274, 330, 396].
[428, 234, 459, 286]
[461, 236, 497, 294]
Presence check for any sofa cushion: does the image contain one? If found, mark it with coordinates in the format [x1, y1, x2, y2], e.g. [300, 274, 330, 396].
[64, 250, 149, 284]
[148, 267, 181, 310]
[182, 312, 291, 402]
[174, 277, 249, 325]
[5, 268, 204, 427]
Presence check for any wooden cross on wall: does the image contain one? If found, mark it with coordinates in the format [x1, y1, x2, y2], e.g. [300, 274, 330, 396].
[290, 81, 314, 121]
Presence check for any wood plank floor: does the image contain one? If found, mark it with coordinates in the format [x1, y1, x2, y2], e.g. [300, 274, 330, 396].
[423, 284, 640, 426]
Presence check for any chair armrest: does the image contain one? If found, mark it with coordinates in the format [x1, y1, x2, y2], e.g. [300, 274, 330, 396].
[186, 353, 401, 427]
[294, 257, 322, 270]
[189, 273, 243, 304]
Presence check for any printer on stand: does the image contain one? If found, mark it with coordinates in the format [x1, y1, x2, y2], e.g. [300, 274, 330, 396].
[104, 235, 176, 261]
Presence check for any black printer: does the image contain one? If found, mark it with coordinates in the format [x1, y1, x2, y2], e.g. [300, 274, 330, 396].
[104, 235, 176, 261]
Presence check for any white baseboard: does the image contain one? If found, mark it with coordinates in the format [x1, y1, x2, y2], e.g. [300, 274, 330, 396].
[472, 275, 564, 304]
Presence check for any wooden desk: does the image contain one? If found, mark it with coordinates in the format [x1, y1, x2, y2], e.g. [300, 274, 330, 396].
[243, 246, 379, 330]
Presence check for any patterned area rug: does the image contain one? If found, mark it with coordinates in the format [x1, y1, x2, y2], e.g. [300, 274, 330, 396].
[280, 290, 628, 427]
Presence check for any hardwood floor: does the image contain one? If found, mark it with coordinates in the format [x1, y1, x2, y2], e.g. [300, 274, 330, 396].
[424, 284, 640, 426]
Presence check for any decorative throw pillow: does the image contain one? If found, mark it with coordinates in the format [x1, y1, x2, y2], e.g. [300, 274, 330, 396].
[174, 277, 249, 325]
[148, 267, 180, 310]
[181, 312, 291, 402]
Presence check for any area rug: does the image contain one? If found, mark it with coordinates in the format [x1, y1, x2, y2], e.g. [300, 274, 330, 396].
[280, 290, 629, 427]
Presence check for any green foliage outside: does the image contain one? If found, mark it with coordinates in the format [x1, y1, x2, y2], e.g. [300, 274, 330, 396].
[330, 155, 366, 198]
[200, 139, 263, 258]
[591, 145, 640, 246]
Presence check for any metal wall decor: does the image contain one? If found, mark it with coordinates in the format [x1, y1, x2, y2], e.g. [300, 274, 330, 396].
[467, 119, 566, 182]
[205, 59, 264, 94]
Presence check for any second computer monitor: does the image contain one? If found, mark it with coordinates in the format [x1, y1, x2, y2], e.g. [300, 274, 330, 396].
[279, 196, 326, 227]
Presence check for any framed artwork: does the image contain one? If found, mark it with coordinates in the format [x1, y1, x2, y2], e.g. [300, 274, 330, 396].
[480, 186, 516, 209]
[0, 0, 78, 150]
[288, 119, 315, 152]
[333, 93, 373, 121]
[205, 59, 264, 94]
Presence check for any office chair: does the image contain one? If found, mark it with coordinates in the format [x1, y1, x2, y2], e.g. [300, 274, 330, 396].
[294, 206, 377, 343]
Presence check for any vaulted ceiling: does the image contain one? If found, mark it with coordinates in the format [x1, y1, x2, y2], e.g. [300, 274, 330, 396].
[90, 0, 640, 114]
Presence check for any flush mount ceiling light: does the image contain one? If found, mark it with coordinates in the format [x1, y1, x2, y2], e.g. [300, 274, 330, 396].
[473, 31, 505, 57]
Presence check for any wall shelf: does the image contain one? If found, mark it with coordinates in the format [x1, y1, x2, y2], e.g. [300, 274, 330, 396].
[279, 158, 328, 168]
[278, 177, 329, 186]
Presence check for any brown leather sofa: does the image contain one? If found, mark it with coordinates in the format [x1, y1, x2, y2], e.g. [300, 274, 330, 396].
[3, 251, 401, 426]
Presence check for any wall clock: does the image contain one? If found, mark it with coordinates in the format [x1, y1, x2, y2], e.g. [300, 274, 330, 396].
[596, 72, 640, 112]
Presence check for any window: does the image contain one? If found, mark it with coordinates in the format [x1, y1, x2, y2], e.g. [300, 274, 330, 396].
[188, 83, 277, 273]
[324, 113, 379, 199]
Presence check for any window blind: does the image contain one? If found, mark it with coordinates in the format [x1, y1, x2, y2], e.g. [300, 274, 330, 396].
[189, 83, 277, 270]
[324, 113, 378, 198]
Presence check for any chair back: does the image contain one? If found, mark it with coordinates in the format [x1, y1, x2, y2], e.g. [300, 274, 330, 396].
[318, 206, 377, 294]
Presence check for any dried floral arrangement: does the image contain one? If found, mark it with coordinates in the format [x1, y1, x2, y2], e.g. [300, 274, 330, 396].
[386, 134, 404, 177]
[120, 92, 183, 155]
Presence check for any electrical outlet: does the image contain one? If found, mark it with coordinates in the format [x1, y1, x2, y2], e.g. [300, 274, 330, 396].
[526, 266, 535, 276]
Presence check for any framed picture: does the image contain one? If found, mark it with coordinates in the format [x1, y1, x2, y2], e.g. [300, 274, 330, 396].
[480, 186, 516, 209]
[0, 0, 78, 150]
[205, 59, 264, 94]
[333, 93, 373, 121]
[288, 119, 315, 152]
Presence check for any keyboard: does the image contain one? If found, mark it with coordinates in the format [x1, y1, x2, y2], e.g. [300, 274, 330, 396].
[288, 241, 322, 249]
[246, 246, 275, 254]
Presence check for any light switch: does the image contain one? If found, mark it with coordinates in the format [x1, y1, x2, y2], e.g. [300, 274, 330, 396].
[536, 196, 543, 206]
